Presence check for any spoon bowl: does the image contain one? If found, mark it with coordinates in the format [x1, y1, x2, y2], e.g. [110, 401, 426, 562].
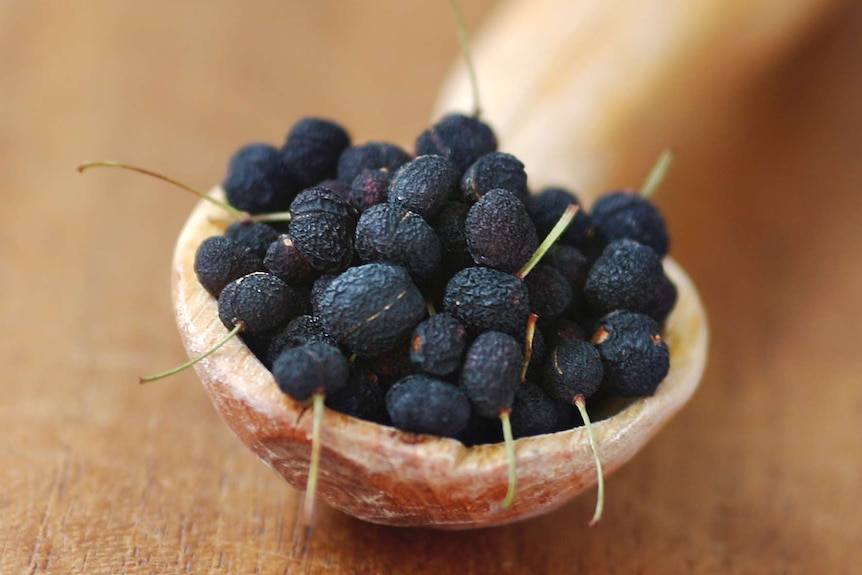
[172, 189, 708, 529]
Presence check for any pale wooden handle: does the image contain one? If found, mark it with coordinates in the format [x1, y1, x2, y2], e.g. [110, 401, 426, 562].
[435, 0, 842, 199]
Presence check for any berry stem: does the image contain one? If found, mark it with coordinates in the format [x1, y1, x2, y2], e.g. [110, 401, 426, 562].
[77, 160, 246, 219]
[573, 395, 605, 526]
[139, 323, 243, 383]
[448, 0, 481, 118]
[516, 204, 579, 279]
[499, 409, 517, 509]
[247, 211, 293, 223]
[640, 149, 674, 200]
[301, 393, 326, 526]
[426, 301, 437, 317]
[520, 313, 538, 383]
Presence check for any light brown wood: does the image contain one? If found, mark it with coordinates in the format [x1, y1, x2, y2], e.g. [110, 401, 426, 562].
[4, 0, 862, 573]
[173, 191, 707, 528]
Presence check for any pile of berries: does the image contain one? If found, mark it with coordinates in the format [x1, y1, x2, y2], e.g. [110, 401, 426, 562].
[195, 114, 674, 448]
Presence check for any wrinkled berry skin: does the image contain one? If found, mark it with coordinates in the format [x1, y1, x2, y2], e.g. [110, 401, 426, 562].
[645, 273, 678, 324]
[430, 201, 472, 267]
[388, 155, 460, 219]
[466, 188, 538, 273]
[461, 152, 528, 204]
[524, 265, 572, 322]
[264, 234, 316, 285]
[593, 310, 669, 396]
[337, 142, 412, 183]
[543, 340, 603, 403]
[327, 361, 389, 424]
[349, 169, 390, 212]
[415, 113, 498, 173]
[318, 263, 425, 358]
[288, 187, 357, 273]
[510, 382, 559, 438]
[225, 221, 280, 260]
[217, 272, 299, 333]
[443, 267, 530, 337]
[281, 117, 351, 190]
[527, 187, 596, 254]
[583, 239, 664, 315]
[354, 203, 441, 279]
[386, 375, 471, 438]
[194, 236, 263, 296]
[410, 313, 466, 376]
[272, 342, 349, 401]
[266, 315, 337, 365]
[223, 143, 294, 214]
[460, 331, 522, 418]
[592, 191, 669, 257]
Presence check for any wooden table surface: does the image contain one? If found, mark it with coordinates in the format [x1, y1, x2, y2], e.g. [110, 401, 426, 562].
[2, 1, 861, 573]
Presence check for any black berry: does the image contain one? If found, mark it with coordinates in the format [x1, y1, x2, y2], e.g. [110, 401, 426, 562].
[592, 310, 669, 396]
[386, 374, 471, 438]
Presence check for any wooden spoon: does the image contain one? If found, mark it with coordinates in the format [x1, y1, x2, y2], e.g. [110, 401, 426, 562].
[171, 189, 708, 529]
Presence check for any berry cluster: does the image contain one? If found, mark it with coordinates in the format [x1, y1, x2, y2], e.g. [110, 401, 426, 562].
[189, 113, 675, 515]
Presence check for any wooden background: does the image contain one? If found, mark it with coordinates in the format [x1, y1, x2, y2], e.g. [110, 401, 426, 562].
[2, 1, 861, 573]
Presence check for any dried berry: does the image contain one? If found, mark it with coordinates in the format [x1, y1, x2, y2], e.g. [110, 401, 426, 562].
[194, 236, 263, 297]
[542, 340, 603, 403]
[288, 186, 357, 273]
[510, 382, 559, 439]
[388, 155, 460, 219]
[223, 143, 294, 214]
[592, 191, 669, 257]
[354, 203, 441, 279]
[583, 239, 663, 316]
[415, 113, 498, 173]
[410, 313, 466, 376]
[527, 187, 596, 254]
[386, 375, 471, 438]
[524, 264, 572, 322]
[264, 234, 316, 285]
[217, 272, 300, 334]
[443, 266, 530, 337]
[317, 263, 425, 358]
[272, 342, 349, 401]
[225, 221, 280, 260]
[461, 152, 528, 204]
[337, 142, 411, 183]
[349, 168, 391, 212]
[465, 188, 538, 273]
[592, 310, 669, 396]
[280, 117, 350, 190]
[460, 331, 522, 419]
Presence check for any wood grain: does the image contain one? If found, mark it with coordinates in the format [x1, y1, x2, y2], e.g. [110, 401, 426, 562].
[2, 0, 861, 573]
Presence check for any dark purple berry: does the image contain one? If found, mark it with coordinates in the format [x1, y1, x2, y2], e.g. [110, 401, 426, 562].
[225, 221, 280, 259]
[430, 200, 472, 268]
[223, 143, 294, 214]
[592, 191, 669, 257]
[337, 142, 412, 183]
[217, 272, 300, 333]
[310, 273, 337, 316]
[388, 155, 460, 219]
[288, 186, 357, 273]
[510, 382, 559, 438]
[410, 313, 466, 376]
[547, 244, 591, 289]
[317, 263, 425, 358]
[443, 266, 530, 337]
[266, 315, 336, 365]
[326, 361, 389, 424]
[466, 188, 538, 273]
[583, 239, 664, 315]
[592, 311, 669, 396]
[461, 152, 528, 204]
[415, 113, 498, 173]
[527, 187, 596, 253]
[386, 374, 471, 437]
[349, 168, 391, 212]
[280, 117, 351, 190]
[194, 236, 263, 296]
[264, 234, 316, 285]
[460, 331, 522, 418]
[524, 264, 572, 322]
[354, 203, 441, 279]
[542, 340, 603, 403]
[272, 342, 349, 401]
[644, 273, 678, 324]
